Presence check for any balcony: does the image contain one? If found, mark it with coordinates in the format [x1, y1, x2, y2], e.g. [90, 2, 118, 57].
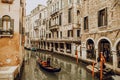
[50, 8, 59, 16]
[40, 37, 46, 41]
[46, 37, 81, 43]
[68, 3, 73, 9]
[1, 0, 14, 4]
[60, 37, 81, 43]
[34, 26, 39, 30]
[49, 24, 59, 31]
[0, 29, 13, 38]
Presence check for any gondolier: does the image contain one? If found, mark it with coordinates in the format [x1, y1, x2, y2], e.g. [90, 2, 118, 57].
[47, 57, 51, 66]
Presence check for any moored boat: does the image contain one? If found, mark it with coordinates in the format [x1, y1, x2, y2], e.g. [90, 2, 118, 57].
[31, 47, 37, 51]
[86, 65, 114, 79]
[36, 59, 61, 73]
[24, 46, 31, 50]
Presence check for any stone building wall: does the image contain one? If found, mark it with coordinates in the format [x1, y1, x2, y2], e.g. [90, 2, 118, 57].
[81, 0, 120, 68]
[0, 0, 25, 67]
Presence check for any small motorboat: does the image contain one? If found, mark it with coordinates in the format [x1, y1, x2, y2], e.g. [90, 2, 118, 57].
[86, 65, 114, 79]
[36, 59, 61, 73]
[31, 47, 37, 51]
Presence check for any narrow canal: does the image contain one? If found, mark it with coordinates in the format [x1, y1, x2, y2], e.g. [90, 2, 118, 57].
[21, 50, 119, 80]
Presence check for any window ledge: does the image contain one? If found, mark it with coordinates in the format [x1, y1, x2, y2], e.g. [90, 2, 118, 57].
[98, 26, 107, 30]
[98, 25, 107, 28]
[0, 35, 13, 38]
[84, 29, 89, 32]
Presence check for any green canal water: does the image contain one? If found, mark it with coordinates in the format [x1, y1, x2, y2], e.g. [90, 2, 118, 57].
[20, 50, 120, 80]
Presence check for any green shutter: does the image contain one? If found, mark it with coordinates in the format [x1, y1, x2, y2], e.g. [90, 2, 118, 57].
[0, 18, 2, 30]
[10, 19, 14, 30]
[105, 8, 107, 25]
[98, 11, 100, 27]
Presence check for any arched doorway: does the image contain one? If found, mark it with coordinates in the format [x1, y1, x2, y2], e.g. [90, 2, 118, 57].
[98, 39, 113, 64]
[116, 41, 120, 68]
[86, 39, 95, 59]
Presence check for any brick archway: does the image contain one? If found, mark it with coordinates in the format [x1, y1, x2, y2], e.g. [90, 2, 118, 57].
[86, 39, 95, 59]
[98, 38, 113, 64]
[116, 41, 120, 68]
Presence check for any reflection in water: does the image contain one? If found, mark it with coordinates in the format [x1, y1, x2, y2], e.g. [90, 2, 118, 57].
[21, 50, 119, 80]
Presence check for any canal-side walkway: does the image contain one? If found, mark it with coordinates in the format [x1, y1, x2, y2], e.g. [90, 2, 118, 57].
[0, 66, 19, 80]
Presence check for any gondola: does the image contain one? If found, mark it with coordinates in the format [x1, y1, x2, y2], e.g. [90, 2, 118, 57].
[36, 59, 61, 73]
[86, 65, 114, 79]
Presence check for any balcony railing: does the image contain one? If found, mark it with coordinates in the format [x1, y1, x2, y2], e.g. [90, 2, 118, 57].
[50, 8, 59, 16]
[46, 37, 81, 42]
[0, 29, 13, 37]
[49, 23, 59, 30]
[34, 26, 39, 30]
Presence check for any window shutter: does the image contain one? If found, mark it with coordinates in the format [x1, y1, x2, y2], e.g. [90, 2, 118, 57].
[105, 8, 107, 25]
[71, 30, 73, 37]
[10, 19, 14, 30]
[0, 18, 2, 30]
[84, 17, 86, 30]
[98, 12, 100, 27]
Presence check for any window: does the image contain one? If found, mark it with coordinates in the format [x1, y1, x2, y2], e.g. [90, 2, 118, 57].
[84, 16, 88, 30]
[0, 15, 14, 35]
[68, 30, 73, 37]
[59, 14, 62, 25]
[46, 34, 48, 38]
[68, 9, 72, 23]
[60, 31, 62, 38]
[52, 32, 54, 38]
[43, 20, 46, 25]
[57, 31, 59, 38]
[77, 0, 80, 3]
[68, 0, 71, 4]
[77, 29, 80, 37]
[49, 19, 51, 27]
[49, 33, 51, 38]
[2, 15, 11, 31]
[39, 13, 42, 19]
[60, 0, 62, 9]
[57, 2, 59, 10]
[77, 10, 80, 24]
[1, 0, 13, 4]
[98, 8, 107, 27]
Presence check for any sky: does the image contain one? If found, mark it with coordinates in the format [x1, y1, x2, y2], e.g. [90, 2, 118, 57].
[26, 0, 47, 15]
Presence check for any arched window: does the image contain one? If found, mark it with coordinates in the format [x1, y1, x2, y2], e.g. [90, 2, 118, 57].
[39, 13, 42, 19]
[2, 15, 11, 31]
[0, 15, 14, 35]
